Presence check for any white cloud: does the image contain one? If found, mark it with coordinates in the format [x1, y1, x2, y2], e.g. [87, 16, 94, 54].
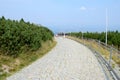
[80, 6, 87, 10]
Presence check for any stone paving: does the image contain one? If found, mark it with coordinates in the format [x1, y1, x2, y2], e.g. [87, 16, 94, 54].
[7, 37, 106, 80]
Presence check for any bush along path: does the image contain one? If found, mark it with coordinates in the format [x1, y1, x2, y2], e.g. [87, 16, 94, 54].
[7, 37, 106, 80]
[0, 16, 55, 80]
[0, 16, 54, 57]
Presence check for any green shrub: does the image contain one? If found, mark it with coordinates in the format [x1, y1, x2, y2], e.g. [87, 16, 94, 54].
[0, 16, 54, 57]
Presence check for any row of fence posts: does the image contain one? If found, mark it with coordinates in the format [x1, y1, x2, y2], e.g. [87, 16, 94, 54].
[82, 38, 113, 66]
[85, 39, 120, 80]
[98, 40, 113, 66]
[69, 36, 120, 80]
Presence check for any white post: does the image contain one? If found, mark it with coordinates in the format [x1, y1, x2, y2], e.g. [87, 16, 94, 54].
[64, 33, 65, 37]
[109, 47, 112, 66]
[106, 8, 108, 46]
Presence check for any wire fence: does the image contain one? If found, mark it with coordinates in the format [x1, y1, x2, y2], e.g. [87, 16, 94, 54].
[67, 36, 120, 80]
[86, 40, 120, 80]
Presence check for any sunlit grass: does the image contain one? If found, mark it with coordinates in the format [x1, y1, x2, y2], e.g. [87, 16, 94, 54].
[67, 36, 120, 67]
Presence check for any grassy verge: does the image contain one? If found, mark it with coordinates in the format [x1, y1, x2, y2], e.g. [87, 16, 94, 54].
[67, 36, 120, 67]
[0, 39, 56, 80]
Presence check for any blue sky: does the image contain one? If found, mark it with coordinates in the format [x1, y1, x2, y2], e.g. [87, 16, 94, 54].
[0, 0, 120, 33]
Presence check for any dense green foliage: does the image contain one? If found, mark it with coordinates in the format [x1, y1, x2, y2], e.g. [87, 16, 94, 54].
[0, 16, 54, 56]
[68, 31, 120, 49]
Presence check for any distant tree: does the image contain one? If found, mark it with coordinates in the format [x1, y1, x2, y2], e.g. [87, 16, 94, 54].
[68, 30, 120, 50]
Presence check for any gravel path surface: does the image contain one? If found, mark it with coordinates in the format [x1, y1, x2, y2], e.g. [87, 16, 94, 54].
[7, 37, 106, 80]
